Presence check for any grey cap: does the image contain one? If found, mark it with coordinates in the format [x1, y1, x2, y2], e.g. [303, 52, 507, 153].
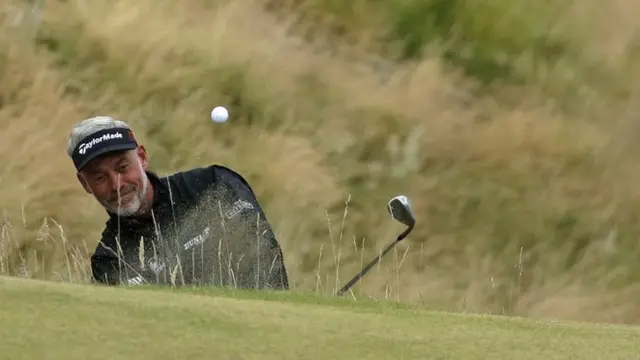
[67, 116, 139, 171]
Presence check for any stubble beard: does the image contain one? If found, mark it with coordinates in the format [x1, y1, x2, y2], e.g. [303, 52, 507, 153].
[102, 162, 150, 217]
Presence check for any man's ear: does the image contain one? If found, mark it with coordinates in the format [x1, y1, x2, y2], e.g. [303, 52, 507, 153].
[77, 172, 92, 194]
[136, 145, 149, 170]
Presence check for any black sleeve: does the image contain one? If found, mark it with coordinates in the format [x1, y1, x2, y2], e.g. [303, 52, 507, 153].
[91, 229, 121, 286]
[90, 226, 148, 286]
[91, 253, 119, 285]
[213, 165, 290, 290]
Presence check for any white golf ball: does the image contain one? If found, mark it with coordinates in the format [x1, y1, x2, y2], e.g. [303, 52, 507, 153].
[211, 106, 229, 123]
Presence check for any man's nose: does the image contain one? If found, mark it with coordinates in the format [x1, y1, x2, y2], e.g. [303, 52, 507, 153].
[108, 172, 124, 191]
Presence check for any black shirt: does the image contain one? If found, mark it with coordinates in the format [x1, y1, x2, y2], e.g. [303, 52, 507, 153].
[90, 164, 289, 290]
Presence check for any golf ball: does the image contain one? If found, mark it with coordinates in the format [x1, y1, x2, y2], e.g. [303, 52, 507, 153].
[211, 106, 229, 123]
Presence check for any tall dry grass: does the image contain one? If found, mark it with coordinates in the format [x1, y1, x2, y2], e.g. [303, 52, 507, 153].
[2, 0, 640, 324]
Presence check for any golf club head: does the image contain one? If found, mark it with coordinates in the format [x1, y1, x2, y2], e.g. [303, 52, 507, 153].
[387, 195, 415, 228]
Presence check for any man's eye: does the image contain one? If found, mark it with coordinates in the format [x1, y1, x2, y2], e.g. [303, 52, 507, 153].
[118, 164, 129, 171]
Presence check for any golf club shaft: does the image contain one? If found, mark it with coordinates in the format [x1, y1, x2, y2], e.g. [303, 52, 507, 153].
[336, 226, 413, 296]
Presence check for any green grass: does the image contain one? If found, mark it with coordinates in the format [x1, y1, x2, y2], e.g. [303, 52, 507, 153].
[268, 0, 613, 102]
[1, 277, 639, 360]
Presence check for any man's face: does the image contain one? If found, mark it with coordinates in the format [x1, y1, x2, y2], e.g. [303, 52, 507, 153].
[77, 146, 151, 216]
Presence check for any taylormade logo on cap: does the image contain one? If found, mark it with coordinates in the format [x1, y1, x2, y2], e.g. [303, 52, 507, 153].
[78, 132, 124, 155]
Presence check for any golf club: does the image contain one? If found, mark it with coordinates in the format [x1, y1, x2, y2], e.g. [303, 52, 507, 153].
[335, 195, 416, 296]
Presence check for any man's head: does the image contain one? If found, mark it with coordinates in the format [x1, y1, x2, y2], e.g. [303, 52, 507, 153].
[67, 116, 153, 217]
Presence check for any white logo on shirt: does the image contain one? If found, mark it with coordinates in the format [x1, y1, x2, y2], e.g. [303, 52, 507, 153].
[183, 226, 211, 251]
[225, 199, 254, 219]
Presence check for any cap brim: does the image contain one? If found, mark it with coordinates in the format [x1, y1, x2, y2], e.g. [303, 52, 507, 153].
[76, 143, 138, 171]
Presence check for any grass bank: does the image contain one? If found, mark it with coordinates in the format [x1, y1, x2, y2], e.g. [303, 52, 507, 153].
[1, 276, 639, 360]
[1, 0, 640, 324]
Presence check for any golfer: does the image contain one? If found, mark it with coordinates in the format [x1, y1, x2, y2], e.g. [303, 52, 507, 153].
[67, 116, 289, 289]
